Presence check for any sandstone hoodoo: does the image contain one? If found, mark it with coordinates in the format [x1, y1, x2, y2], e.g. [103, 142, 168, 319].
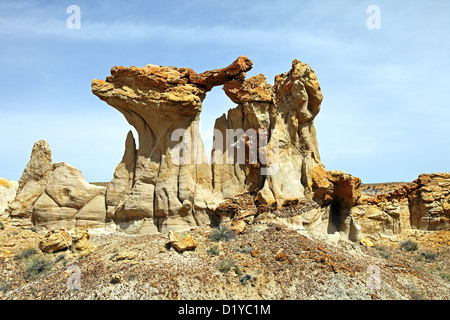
[91, 56, 326, 234]
[8, 140, 52, 223]
[8, 140, 107, 232]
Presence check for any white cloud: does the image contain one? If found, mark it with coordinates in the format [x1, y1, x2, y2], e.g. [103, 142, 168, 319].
[0, 1, 363, 57]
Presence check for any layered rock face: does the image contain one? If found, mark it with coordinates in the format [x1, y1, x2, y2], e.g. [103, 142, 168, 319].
[8, 140, 107, 232]
[409, 173, 450, 230]
[92, 57, 325, 234]
[351, 199, 410, 237]
[350, 173, 450, 238]
[311, 168, 362, 241]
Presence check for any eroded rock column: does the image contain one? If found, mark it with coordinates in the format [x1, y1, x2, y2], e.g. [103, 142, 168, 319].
[220, 59, 324, 205]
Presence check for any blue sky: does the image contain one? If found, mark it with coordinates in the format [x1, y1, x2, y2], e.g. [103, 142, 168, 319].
[0, 0, 449, 183]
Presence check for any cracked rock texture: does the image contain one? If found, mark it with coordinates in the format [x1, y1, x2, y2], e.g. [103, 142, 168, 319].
[409, 173, 450, 230]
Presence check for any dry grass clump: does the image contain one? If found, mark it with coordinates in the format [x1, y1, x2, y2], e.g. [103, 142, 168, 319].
[400, 239, 419, 252]
[209, 225, 236, 243]
[24, 255, 53, 278]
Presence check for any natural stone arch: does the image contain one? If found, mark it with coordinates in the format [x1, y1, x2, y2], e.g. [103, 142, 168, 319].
[91, 56, 325, 234]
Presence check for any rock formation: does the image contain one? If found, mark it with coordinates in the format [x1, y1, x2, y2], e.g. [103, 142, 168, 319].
[105, 130, 136, 230]
[91, 56, 325, 234]
[350, 173, 450, 239]
[168, 231, 197, 252]
[70, 228, 92, 252]
[6, 57, 447, 242]
[8, 140, 107, 232]
[8, 140, 52, 223]
[311, 169, 362, 242]
[409, 173, 450, 230]
[39, 229, 71, 253]
[0, 178, 18, 215]
[38, 228, 92, 253]
[217, 60, 323, 205]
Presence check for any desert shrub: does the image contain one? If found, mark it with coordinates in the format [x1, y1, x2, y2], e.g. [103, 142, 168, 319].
[14, 247, 38, 261]
[233, 266, 242, 277]
[127, 273, 138, 281]
[379, 250, 391, 259]
[53, 253, 67, 265]
[207, 244, 220, 256]
[372, 243, 390, 258]
[0, 281, 12, 294]
[237, 246, 254, 254]
[400, 240, 419, 252]
[373, 243, 387, 251]
[24, 255, 53, 278]
[0, 221, 4, 230]
[440, 273, 450, 282]
[218, 258, 236, 273]
[420, 250, 437, 261]
[109, 253, 118, 261]
[239, 274, 252, 286]
[409, 290, 424, 300]
[209, 225, 236, 243]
